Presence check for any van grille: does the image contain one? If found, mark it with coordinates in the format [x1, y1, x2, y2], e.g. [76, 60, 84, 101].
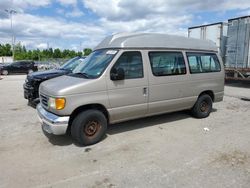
[40, 94, 49, 108]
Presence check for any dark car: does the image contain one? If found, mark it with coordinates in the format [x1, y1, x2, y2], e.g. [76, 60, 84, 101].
[23, 56, 85, 104]
[0, 60, 38, 75]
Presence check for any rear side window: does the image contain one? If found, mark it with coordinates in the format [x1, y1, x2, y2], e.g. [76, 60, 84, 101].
[186, 53, 221, 73]
[112, 51, 143, 79]
[24, 61, 32, 66]
[149, 52, 186, 76]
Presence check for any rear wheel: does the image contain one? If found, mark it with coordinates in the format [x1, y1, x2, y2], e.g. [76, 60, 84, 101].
[2, 70, 8, 75]
[71, 110, 107, 146]
[191, 94, 213, 118]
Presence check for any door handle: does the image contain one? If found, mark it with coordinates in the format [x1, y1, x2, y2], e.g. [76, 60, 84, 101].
[143, 87, 147, 96]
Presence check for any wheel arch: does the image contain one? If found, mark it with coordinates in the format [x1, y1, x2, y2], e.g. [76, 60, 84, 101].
[198, 90, 214, 102]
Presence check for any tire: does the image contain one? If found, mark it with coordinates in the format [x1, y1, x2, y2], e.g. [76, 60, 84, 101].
[28, 99, 38, 108]
[2, 70, 8, 75]
[71, 110, 107, 146]
[191, 94, 213, 118]
[28, 69, 33, 74]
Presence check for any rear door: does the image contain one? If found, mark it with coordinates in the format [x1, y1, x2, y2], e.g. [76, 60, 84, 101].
[21, 61, 32, 73]
[9, 62, 20, 73]
[147, 50, 191, 115]
[106, 50, 149, 123]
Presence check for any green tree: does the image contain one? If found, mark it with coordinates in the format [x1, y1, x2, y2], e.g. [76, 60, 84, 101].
[14, 42, 26, 60]
[77, 51, 83, 57]
[0, 43, 87, 61]
[62, 49, 70, 58]
[0, 44, 12, 56]
[53, 48, 62, 58]
[26, 50, 32, 60]
[0, 44, 3, 56]
[83, 48, 92, 56]
[69, 50, 76, 57]
[47, 48, 53, 58]
[32, 49, 40, 60]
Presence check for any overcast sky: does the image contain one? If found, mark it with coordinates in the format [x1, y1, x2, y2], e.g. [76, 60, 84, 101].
[0, 0, 250, 51]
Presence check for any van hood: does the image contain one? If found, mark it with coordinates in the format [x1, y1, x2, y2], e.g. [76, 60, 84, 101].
[39, 75, 106, 97]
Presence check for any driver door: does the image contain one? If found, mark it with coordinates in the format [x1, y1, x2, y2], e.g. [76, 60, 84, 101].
[10, 62, 20, 73]
[106, 51, 148, 123]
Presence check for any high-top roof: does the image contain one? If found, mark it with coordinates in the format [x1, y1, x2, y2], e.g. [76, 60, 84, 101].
[94, 33, 217, 52]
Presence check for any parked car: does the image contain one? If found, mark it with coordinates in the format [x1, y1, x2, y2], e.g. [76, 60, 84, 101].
[37, 33, 224, 146]
[24, 56, 85, 104]
[0, 60, 38, 75]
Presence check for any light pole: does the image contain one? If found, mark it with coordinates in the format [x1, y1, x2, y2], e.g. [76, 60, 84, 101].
[5, 9, 17, 61]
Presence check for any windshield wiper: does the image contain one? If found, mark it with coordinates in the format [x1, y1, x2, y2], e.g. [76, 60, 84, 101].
[73, 72, 90, 78]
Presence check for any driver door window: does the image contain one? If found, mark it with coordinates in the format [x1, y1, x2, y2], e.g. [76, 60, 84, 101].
[111, 51, 143, 79]
[12, 62, 20, 67]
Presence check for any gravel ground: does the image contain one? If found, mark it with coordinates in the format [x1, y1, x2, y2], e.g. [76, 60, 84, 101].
[0, 75, 249, 188]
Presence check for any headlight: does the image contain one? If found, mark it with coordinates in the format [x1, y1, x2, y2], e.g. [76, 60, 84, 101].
[48, 97, 66, 110]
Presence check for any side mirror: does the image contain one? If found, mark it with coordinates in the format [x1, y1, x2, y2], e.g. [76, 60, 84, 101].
[110, 67, 125, 81]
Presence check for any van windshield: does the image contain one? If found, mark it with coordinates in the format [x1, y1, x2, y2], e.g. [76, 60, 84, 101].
[72, 49, 118, 79]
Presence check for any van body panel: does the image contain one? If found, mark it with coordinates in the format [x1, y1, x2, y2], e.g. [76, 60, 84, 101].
[105, 50, 149, 122]
[55, 91, 110, 116]
[214, 91, 224, 102]
[39, 75, 106, 96]
[147, 96, 197, 117]
[108, 103, 148, 123]
[39, 75, 109, 116]
[95, 33, 218, 52]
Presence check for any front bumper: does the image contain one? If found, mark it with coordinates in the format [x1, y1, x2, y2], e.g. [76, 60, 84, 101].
[23, 83, 37, 100]
[36, 103, 69, 135]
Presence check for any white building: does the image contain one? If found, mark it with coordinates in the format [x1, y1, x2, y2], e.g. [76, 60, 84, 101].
[0, 56, 13, 63]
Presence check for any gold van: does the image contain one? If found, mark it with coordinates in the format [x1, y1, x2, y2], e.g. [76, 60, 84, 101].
[37, 33, 224, 145]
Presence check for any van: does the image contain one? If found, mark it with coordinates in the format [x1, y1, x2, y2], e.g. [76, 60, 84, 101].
[37, 33, 224, 145]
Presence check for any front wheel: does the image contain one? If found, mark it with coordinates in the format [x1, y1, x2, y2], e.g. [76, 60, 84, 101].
[71, 110, 107, 146]
[191, 94, 213, 118]
[2, 70, 8, 75]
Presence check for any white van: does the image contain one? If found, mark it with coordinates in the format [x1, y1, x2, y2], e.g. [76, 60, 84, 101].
[37, 33, 224, 145]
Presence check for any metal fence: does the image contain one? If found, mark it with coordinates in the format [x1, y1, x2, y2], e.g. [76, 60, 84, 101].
[35, 58, 66, 71]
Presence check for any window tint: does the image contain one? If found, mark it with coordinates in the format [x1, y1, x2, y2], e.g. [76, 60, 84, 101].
[149, 52, 186, 76]
[23, 61, 32, 66]
[12, 62, 21, 66]
[186, 53, 221, 73]
[112, 51, 143, 79]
